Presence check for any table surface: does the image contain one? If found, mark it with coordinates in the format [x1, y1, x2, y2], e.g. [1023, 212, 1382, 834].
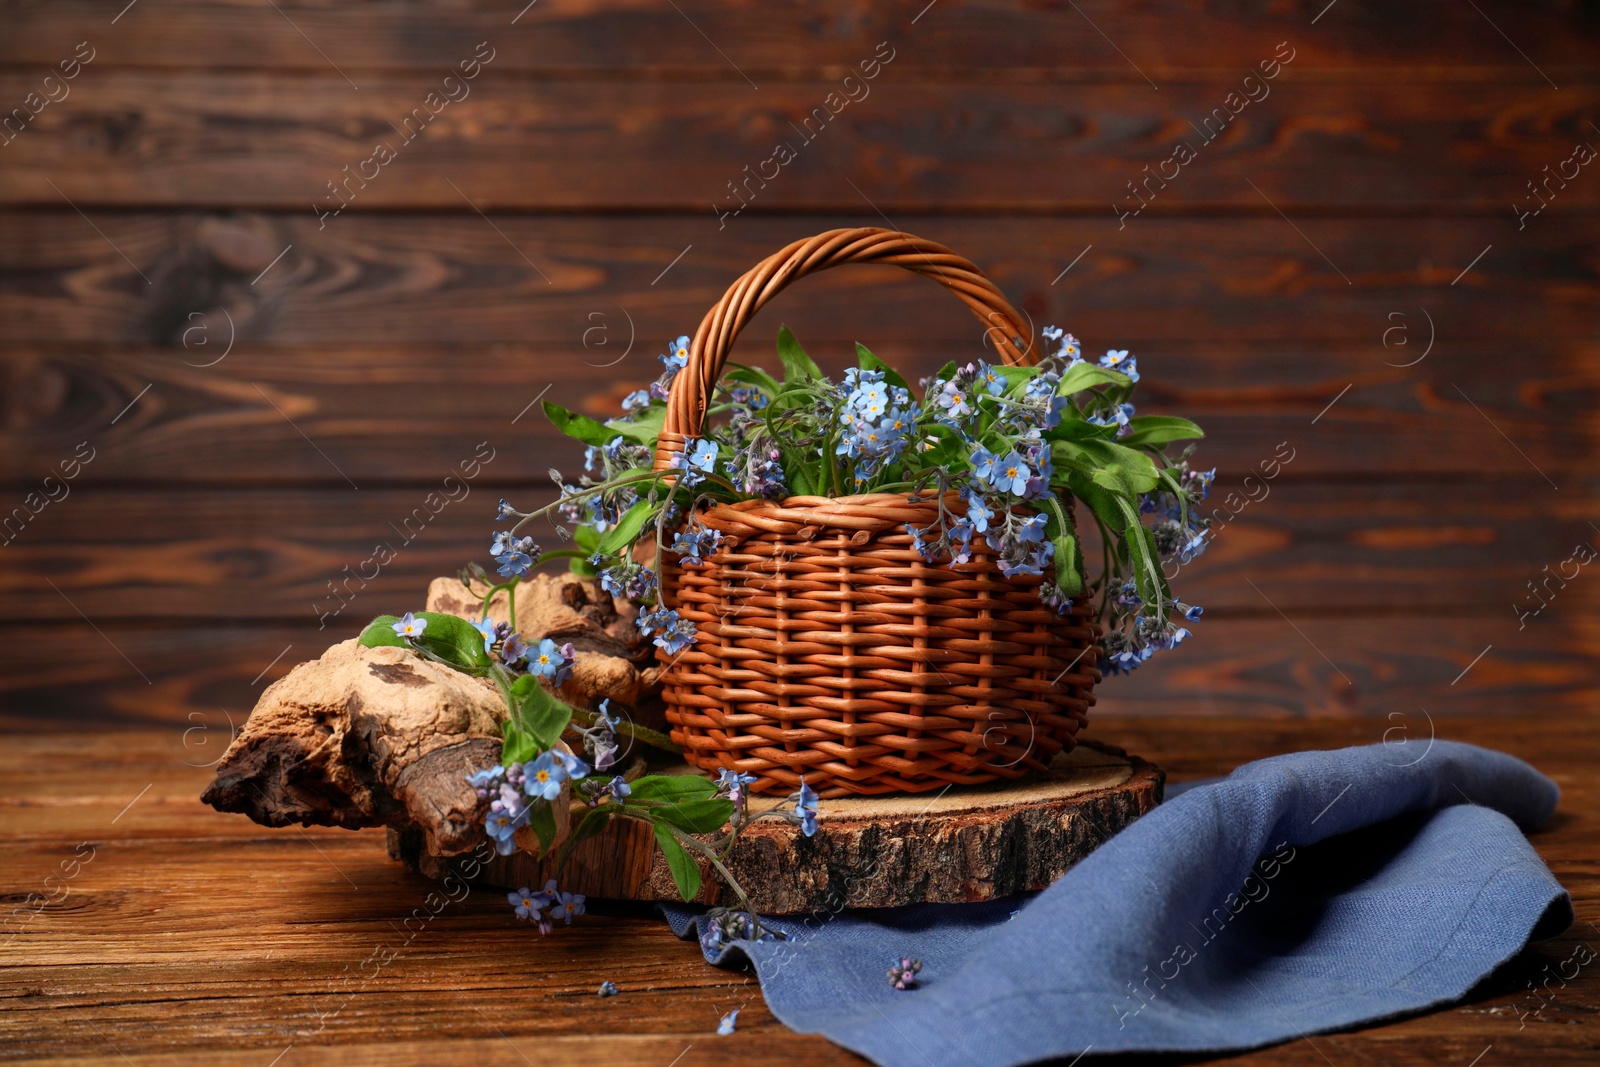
[3, 714, 1595, 1067]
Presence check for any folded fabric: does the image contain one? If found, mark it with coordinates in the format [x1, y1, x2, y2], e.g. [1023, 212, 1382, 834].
[666, 741, 1572, 1067]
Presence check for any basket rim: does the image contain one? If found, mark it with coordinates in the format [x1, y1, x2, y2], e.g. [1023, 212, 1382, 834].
[683, 489, 982, 540]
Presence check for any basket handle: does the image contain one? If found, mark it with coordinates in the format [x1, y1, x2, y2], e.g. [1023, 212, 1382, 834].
[653, 227, 1035, 471]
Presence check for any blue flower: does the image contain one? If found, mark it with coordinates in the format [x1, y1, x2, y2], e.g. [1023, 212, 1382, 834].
[485, 807, 523, 854]
[621, 388, 651, 411]
[1183, 603, 1204, 621]
[716, 767, 758, 806]
[639, 607, 696, 655]
[496, 499, 516, 520]
[963, 493, 994, 534]
[392, 612, 427, 639]
[1100, 349, 1139, 382]
[472, 616, 497, 653]
[549, 888, 586, 924]
[525, 751, 568, 801]
[1088, 402, 1135, 435]
[605, 775, 632, 802]
[988, 451, 1032, 497]
[796, 779, 820, 837]
[497, 551, 533, 578]
[598, 980, 619, 997]
[1043, 327, 1083, 364]
[977, 361, 1006, 395]
[1016, 513, 1049, 544]
[671, 526, 724, 566]
[595, 698, 620, 733]
[687, 437, 718, 473]
[1113, 580, 1142, 612]
[970, 447, 999, 482]
[661, 335, 691, 378]
[717, 1009, 740, 1036]
[466, 764, 504, 795]
[508, 886, 546, 921]
[558, 750, 591, 781]
[529, 638, 566, 678]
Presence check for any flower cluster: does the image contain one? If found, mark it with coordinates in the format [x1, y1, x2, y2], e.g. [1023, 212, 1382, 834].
[836, 368, 917, 484]
[469, 749, 591, 857]
[490, 326, 1208, 685]
[636, 606, 696, 655]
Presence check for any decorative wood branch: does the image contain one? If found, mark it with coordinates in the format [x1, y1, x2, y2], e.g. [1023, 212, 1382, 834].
[201, 572, 660, 856]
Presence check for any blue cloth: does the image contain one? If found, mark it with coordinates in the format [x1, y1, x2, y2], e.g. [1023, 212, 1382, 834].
[666, 742, 1571, 1066]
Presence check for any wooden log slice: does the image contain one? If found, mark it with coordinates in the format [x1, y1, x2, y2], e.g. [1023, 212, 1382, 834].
[389, 740, 1163, 914]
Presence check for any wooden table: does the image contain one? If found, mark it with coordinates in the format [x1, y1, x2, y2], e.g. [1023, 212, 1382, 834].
[3, 713, 1593, 1066]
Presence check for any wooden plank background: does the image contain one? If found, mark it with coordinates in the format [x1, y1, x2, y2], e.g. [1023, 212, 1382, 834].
[1, 0, 1596, 737]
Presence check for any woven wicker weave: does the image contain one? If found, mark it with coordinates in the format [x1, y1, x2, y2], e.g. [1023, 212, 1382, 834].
[652, 228, 1101, 797]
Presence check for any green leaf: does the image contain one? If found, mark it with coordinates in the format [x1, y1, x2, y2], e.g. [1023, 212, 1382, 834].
[724, 362, 782, 398]
[776, 326, 822, 383]
[652, 797, 735, 835]
[568, 525, 601, 577]
[654, 823, 702, 902]
[855, 344, 910, 391]
[1113, 494, 1169, 610]
[599, 499, 659, 555]
[1053, 533, 1085, 595]
[502, 722, 537, 766]
[1054, 439, 1159, 496]
[628, 774, 719, 802]
[1057, 362, 1131, 395]
[606, 404, 666, 446]
[527, 801, 557, 857]
[417, 612, 494, 673]
[510, 674, 575, 750]
[1045, 416, 1117, 444]
[543, 401, 615, 447]
[788, 463, 820, 497]
[362, 612, 492, 673]
[1122, 416, 1205, 447]
[931, 360, 958, 383]
[358, 615, 407, 649]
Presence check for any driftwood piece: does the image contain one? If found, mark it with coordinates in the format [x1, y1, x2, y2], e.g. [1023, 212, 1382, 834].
[201, 638, 507, 856]
[424, 573, 662, 713]
[391, 741, 1164, 914]
[202, 572, 661, 856]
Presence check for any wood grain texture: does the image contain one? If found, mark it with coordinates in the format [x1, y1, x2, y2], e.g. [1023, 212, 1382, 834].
[3, 610, 1595, 732]
[397, 743, 1163, 911]
[3, 215, 1596, 350]
[1, 715, 1594, 1064]
[1, 0, 1595, 75]
[4, 339, 1596, 485]
[6, 75, 1598, 211]
[5, 483, 1594, 619]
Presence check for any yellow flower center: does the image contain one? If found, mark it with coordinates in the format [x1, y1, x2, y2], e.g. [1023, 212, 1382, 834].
[1006, 466, 1020, 478]
[536, 770, 550, 782]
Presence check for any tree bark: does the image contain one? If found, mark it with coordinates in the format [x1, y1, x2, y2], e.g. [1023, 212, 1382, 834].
[393, 741, 1163, 913]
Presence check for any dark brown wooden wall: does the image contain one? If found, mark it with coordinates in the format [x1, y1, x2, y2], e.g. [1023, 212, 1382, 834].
[2, 1, 1596, 734]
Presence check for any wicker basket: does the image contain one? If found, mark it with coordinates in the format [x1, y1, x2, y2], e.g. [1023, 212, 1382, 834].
[652, 227, 1101, 798]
